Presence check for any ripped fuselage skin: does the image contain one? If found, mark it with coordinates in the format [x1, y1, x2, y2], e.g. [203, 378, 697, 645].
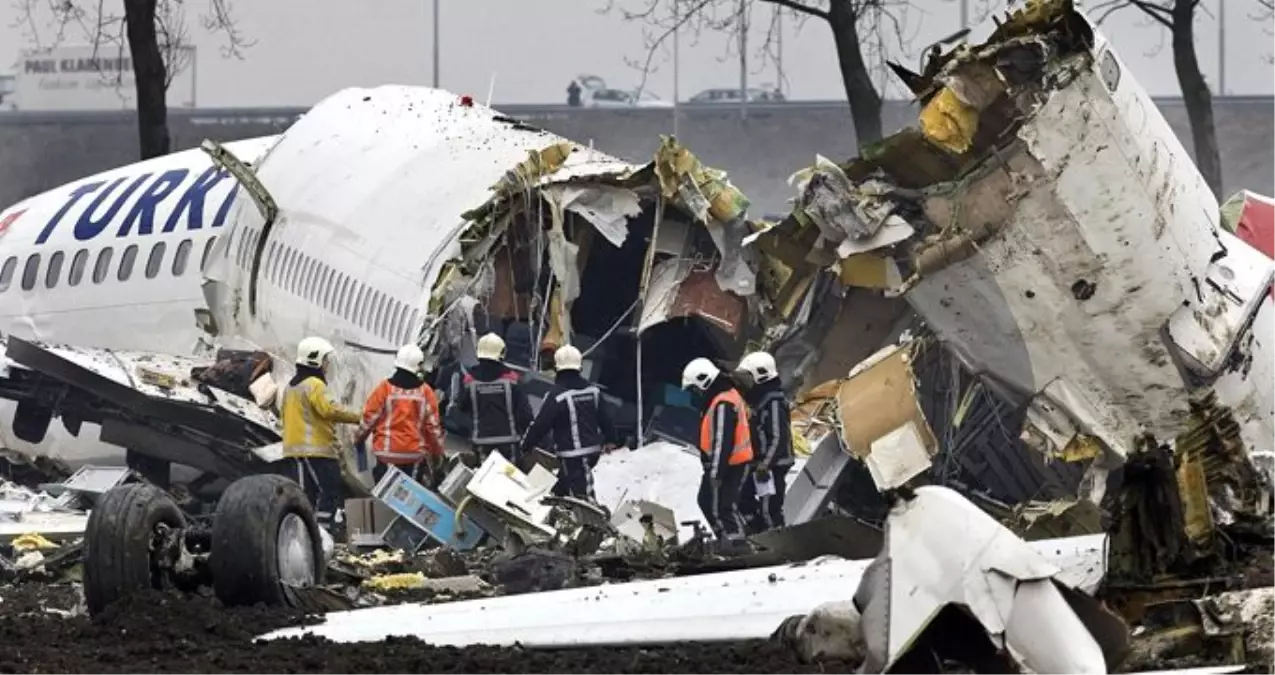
[202, 86, 762, 466]
[818, 2, 1273, 489]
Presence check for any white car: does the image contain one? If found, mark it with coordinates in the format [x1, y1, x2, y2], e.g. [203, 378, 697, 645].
[585, 88, 673, 109]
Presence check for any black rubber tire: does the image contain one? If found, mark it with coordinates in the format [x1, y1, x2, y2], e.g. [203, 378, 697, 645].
[84, 483, 186, 617]
[210, 474, 325, 607]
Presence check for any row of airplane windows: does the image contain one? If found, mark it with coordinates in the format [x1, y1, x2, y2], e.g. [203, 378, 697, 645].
[231, 227, 419, 346]
[0, 237, 219, 295]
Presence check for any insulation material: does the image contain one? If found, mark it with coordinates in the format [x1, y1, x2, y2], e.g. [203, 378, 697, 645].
[652, 137, 749, 225]
[834, 218, 915, 259]
[638, 258, 691, 333]
[543, 184, 642, 248]
[919, 86, 980, 154]
[918, 61, 1006, 156]
[651, 137, 756, 296]
[788, 157, 904, 249]
[834, 344, 937, 458]
[838, 253, 904, 289]
[545, 224, 582, 306]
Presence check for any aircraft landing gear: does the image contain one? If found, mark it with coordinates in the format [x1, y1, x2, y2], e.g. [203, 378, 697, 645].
[84, 474, 326, 617]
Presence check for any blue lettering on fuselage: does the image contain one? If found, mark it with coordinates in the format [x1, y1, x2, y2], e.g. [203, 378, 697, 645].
[33, 166, 241, 245]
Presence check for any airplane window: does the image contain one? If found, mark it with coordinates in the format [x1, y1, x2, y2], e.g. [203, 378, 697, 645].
[324, 269, 340, 312]
[235, 229, 248, 268]
[356, 285, 371, 328]
[145, 242, 166, 279]
[172, 240, 192, 276]
[118, 244, 138, 282]
[325, 268, 337, 309]
[295, 253, 307, 294]
[403, 305, 416, 343]
[265, 242, 279, 283]
[69, 250, 88, 286]
[407, 309, 420, 342]
[315, 264, 329, 304]
[200, 236, 218, 272]
[286, 249, 300, 293]
[392, 302, 407, 343]
[351, 283, 367, 325]
[319, 267, 332, 310]
[93, 247, 114, 284]
[20, 253, 40, 291]
[338, 275, 353, 320]
[0, 256, 15, 293]
[45, 251, 64, 289]
[292, 253, 307, 295]
[374, 292, 388, 336]
[304, 260, 320, 301]
[246, 230, 259, 268]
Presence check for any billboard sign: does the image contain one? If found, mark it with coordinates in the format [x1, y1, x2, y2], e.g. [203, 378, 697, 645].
[14, 44, 195, 111]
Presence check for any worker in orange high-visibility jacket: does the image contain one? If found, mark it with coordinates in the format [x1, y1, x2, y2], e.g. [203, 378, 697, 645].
[355, 344, 446, 489]
[682, 357, 754, 551]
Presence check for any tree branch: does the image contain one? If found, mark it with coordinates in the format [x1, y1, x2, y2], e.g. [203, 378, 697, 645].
[758, 0, 827, 21]
[1129, 0, 1174, 28]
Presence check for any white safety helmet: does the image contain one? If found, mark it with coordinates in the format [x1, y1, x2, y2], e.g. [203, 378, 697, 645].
[475, 332, 506, 361]
[681, 357, 721, 391]
[738, 351, 779, 385]
[394, 344, 426, 373]
[554, 344, 583, 372]
[296, 336, 335, 369]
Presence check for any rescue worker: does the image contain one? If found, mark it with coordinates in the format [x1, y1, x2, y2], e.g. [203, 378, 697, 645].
[517, 344, 618, 501]
[355, 344, 446, 489]
[682, 357, 754, 551]
[455, 332, 534, 466]
[736, 351, 794, 533]
[281, 337, 362, 533]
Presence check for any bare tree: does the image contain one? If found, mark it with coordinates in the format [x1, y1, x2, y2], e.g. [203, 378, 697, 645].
[1092, 0, 1231, 196]
[615, 0, 917, 146]
[15, 0, 252, 160]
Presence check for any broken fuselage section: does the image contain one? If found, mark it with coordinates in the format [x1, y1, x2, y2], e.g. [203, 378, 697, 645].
[201, 86, 782, 451]
[755, 0, 1273, 579]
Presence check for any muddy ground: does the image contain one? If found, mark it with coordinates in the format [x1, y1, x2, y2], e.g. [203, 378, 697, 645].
[0, 584, 855, 673]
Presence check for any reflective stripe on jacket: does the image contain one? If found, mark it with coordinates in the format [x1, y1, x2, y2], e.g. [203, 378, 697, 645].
[699, 388, 753, 474]
[358, 380, 444, 465]
[463, 371, 523, 444]
[282, 376, 361, 459]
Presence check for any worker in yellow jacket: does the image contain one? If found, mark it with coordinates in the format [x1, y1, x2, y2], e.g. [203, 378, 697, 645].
[281, 336, 361, 531]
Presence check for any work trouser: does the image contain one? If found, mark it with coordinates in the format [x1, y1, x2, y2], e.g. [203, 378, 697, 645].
[739, 464, 791, 534]
[372, 454, 443, 490]
[697, 463, 748, 541]
[278, 457, 343, 530]
[552, 452, 600, 501]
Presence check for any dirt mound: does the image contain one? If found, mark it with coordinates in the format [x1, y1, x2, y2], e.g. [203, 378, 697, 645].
[0, 587, 854, 673]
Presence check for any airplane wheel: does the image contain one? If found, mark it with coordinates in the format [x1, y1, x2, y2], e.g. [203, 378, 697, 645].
[211, 474, 325, 607]
[84, 483, 187, 617]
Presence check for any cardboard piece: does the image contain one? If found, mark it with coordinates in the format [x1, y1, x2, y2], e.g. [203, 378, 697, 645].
[835, 345, 937, 458]
[344, 497, 396, 539]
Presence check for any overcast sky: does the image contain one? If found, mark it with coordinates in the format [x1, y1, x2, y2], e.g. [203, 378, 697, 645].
[2, 0, 1272, 106]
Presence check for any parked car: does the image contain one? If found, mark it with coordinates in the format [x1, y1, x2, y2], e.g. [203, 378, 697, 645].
[688, 87, 786, 104]
[585, 87, 673, 109]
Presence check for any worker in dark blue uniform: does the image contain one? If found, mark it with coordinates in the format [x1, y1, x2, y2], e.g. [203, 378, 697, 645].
[455, 332, 534, 466]
[518, 344, 618, 501]
[736, 350, 795, 533]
